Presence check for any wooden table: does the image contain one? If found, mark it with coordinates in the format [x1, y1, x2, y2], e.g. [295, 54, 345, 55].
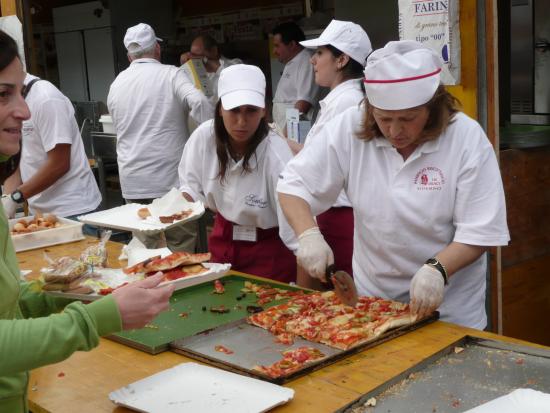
[18, 239, 548, 413]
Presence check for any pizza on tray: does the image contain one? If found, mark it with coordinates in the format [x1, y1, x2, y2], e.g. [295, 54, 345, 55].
[248, 291, 416, 352]
[253, 346, 326, 378]
[123, 251, 211, 282]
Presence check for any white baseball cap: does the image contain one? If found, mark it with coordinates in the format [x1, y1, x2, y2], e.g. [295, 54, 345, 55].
[218, 64, 266, 110]
[123, 23, 162, 51]
[363, 40, 443, 110]
[300, 20, 372, 66]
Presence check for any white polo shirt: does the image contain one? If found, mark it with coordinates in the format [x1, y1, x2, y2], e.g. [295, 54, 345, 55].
[272, 49, 319, 130]
[278, 105, 510, 328]
[21, 74, 101, 217]
[107, 58, 213, 199]
[304, 78, 364, 208]
[178, 120, 297, 249]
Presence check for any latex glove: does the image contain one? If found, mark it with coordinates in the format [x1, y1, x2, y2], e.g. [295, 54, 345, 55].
[409, 264, 445, 319]
[1, 195, 17, 219]
[112, 272, 175, 330]
[297, 227, 334, 282]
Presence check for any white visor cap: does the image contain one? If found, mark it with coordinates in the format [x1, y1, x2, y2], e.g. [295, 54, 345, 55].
[300, 19, 372, 66]
[363, 40, 443, 110]
[218, 64, 266, 110]
[124, 23, 162, 51]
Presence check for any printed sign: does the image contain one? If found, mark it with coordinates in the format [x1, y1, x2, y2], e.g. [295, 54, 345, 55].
[398, 0, 460, 85]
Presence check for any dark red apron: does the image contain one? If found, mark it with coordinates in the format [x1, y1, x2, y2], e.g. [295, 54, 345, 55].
[208, 213, 297, 283]
[316, 207, 354, 276]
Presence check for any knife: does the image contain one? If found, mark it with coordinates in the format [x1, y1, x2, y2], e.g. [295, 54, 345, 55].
[325, 264, 358, 307]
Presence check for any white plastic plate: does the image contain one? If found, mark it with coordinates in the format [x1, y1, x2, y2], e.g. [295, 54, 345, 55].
[77, 201, 205, 234]
[109, 362, 294, 413]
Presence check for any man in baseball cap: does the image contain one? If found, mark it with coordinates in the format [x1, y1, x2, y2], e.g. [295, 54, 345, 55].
[108, 22, 213, 251]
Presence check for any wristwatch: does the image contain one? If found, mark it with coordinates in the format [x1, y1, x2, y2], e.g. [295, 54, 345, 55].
[10, 189, 25, 204]
[425, 257, 448, 285]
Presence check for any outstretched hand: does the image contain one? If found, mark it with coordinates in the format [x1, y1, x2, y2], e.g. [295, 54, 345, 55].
[112, 272, 175, 330]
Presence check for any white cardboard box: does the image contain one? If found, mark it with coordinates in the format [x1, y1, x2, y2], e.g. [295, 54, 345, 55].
[9, 216, 85, 252]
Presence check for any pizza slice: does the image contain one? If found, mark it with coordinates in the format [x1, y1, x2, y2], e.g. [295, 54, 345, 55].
[253, 346, 326, 379]
[144, 251, 211, 272]
[163, 264, 208, 281]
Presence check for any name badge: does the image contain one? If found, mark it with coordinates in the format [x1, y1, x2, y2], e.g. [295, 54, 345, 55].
[232, 224, 257, 242]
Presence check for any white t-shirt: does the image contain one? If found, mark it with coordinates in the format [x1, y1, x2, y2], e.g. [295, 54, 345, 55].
[107, 58, 213, 199]
[277, 106, 510, 328]
[303, 78, 364, 208]
[20, 74, 101, 217]
[178, 120, 297, 249]
[272, 49, 320, 130]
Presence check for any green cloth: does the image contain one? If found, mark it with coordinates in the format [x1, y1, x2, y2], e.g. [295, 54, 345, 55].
[0, 203, 123, 412]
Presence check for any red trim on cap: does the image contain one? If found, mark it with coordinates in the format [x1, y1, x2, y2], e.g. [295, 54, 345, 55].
[363, 67, 441, 84]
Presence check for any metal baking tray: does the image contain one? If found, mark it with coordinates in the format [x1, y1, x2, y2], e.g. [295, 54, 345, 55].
[170, 312, 439, 384]
[340, 336, 550, 413]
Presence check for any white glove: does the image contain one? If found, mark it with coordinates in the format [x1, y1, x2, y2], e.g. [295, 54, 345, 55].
[297, 227, 334, 281]
[409, 264, 445, 319]
[1, 195, 17, 219]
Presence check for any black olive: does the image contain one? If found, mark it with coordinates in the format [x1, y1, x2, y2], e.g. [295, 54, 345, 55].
[246, 305, 263, 314]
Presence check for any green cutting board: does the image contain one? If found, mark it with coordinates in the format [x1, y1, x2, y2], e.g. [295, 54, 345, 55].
[108, 274, 306, 354]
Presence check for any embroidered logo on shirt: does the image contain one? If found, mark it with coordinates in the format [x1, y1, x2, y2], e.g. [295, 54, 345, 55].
[245, 194, 268, 208]
[413, 167, 445, 191]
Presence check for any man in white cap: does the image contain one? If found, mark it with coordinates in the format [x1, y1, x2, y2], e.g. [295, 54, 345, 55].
[277, 40, 510, 329]
[271, 21, 321, 136]
[107, 22, 213, 250]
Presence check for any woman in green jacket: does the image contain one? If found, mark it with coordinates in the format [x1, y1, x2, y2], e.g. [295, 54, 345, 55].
[0, 30, 175, 412]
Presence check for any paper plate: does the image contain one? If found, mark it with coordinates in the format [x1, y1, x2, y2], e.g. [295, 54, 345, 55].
[77, 201, 205, 234]
[109, 362, 294, 413]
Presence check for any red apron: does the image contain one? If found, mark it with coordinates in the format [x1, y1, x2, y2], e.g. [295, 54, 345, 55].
[316, 207, 354, 276]
[208, 213, 297, 283]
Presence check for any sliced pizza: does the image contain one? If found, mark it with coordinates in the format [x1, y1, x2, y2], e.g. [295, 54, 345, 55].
[247, 291, 416, 351]
[253, 346, 326, 379]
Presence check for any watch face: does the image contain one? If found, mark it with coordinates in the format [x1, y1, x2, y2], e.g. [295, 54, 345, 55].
[11, 190, 23, 203]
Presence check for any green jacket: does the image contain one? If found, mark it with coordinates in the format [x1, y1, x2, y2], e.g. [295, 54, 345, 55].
[0, 205, 122, 412]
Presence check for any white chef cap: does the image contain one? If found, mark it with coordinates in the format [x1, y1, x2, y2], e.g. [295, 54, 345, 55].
[364, 40, 443, 110]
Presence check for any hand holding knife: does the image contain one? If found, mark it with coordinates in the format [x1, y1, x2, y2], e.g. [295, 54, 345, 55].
[325, 264, 358, 307]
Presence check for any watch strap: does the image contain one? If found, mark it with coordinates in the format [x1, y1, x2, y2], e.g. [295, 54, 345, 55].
[426, 257, 448, 285]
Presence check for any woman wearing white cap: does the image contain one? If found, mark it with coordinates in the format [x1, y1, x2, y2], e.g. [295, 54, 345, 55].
[293, 19, 372, 286]
[277, 40, 510, 328]
[178, 64, 297, 282]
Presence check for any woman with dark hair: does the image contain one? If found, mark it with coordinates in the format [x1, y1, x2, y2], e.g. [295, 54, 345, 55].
[178, 64, 297, 282]
[292, 20, 372, 287]
[0, 30, 174, 413]
[278, 40, 510, 329]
